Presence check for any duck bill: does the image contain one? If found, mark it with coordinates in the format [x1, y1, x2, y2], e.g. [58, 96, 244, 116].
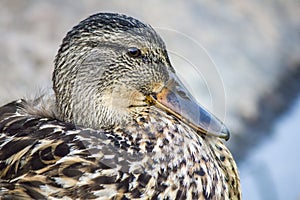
[148, 73, 230, 140]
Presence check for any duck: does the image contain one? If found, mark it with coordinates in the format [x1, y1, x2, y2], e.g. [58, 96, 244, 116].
[0, 13, 241, 199]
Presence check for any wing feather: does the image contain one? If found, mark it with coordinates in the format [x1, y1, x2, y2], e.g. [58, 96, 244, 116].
[0, 100, 153, 199]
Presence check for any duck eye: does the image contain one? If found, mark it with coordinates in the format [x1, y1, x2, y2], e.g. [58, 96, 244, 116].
[127, 47, 142, 58]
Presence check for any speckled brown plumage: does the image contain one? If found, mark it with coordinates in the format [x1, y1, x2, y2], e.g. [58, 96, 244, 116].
[0, 13, 241, 199]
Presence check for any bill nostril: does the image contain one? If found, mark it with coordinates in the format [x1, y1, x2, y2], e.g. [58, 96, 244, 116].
[177, 90, 189, 100]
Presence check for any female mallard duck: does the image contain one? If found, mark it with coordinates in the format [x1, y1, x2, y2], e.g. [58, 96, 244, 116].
[0, 13, 241, 199]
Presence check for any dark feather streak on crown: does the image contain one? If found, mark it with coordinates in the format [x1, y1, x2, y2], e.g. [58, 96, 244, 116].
[65, 13, 148, 42]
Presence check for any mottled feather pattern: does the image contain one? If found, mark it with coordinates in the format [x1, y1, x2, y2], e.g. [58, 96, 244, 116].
[0, 100, 240, 199]
[0, 13, 241, 199]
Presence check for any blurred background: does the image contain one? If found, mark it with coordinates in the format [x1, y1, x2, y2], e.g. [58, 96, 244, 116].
[0, 1, 299, 199]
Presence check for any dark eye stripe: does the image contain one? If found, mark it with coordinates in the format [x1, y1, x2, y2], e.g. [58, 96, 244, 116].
[127, 47, 142, 58]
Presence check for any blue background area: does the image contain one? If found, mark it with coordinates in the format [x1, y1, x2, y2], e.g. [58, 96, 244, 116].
[240, 95, 300, 200]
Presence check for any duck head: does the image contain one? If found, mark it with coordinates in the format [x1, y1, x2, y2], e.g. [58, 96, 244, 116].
[53, 13, 229, 140]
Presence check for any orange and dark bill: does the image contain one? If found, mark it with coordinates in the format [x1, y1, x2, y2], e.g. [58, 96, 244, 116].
[147, 72, 230, 141]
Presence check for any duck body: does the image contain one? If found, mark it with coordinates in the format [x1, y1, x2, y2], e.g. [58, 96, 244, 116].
[0, 100, 240, 199]
[0, 13, 240, 199]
